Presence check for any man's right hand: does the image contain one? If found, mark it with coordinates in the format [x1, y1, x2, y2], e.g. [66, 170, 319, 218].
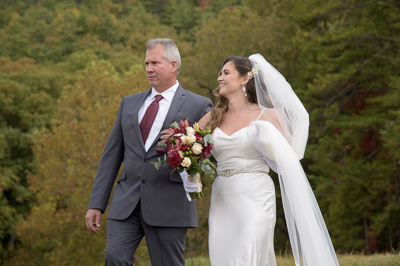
[85, 208, 102, 234]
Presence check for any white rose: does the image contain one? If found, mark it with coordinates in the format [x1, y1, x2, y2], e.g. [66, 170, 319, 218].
[187, 133, 196, 144]
[178, 151, 184, 158]
[181, 157, 191, 168]
[186, 127, 195, 135]
[192, 143, 203, 155]
[181, 135, 189, 144]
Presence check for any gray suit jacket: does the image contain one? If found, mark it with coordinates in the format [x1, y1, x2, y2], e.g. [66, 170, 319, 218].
[88, 85, 213, 227]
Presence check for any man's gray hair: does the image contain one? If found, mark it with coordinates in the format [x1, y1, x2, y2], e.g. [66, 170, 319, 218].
[145, 38, 181, 75]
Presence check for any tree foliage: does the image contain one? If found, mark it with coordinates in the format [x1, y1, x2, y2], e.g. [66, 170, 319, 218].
[0, 57, 59, 260]
[285, 0, 400, 253]
[5, 61, 147, 265]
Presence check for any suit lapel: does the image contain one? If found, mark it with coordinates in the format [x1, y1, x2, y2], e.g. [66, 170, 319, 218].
[162, 86, 186, 130]
[132, 90, 151, 151]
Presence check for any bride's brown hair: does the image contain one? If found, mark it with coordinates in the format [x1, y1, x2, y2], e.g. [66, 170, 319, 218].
[207, 56, 258, 131]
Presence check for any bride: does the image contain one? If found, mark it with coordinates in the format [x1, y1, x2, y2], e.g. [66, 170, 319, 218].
[197, 54, 339, 265]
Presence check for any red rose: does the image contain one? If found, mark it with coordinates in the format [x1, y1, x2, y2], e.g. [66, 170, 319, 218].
[168, 151, 183, 168]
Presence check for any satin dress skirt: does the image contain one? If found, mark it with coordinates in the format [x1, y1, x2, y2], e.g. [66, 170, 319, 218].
[208, 172, 277, 266]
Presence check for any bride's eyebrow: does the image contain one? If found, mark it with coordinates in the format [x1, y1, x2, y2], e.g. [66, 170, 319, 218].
[219, 68, 230, 76]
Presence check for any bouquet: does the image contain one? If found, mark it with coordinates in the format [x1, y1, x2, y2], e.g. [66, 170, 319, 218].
[152, 119, 216, 200]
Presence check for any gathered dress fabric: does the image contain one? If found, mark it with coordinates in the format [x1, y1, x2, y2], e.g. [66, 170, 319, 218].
[209, 123, 277, 266]
[209, 120, 339, 266]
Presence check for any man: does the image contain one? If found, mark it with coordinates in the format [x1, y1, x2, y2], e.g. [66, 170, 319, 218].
[85, 38, 213, 265]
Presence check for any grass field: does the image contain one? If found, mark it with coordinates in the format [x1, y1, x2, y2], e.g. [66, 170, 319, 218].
[182, 253, 400, 266]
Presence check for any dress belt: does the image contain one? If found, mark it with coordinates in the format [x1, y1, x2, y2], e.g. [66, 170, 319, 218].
[217, 169, 268, 177]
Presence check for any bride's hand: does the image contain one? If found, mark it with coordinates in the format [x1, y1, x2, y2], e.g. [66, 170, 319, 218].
[160, 128, 174, 141]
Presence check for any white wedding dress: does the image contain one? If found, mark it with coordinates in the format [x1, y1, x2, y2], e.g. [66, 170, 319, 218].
[209, 120, 339, 266]
[209, 121, 277, 266]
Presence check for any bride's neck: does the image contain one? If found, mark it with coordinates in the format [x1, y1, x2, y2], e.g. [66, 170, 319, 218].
[227, 96, 253, 114]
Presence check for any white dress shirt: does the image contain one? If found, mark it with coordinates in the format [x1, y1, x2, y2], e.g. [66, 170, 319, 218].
[138, 81, 179, 151]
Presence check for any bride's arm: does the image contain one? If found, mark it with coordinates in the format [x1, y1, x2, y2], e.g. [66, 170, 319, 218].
[198, 111, 211, 130]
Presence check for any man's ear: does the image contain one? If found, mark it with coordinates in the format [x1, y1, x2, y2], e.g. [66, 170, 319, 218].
[170, 60, 178, 73]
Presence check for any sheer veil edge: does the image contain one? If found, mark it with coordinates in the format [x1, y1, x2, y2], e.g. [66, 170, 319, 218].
[248, 54, 339, 266]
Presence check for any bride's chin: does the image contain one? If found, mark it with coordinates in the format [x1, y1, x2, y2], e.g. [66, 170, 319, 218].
[218, 90, 226, 97]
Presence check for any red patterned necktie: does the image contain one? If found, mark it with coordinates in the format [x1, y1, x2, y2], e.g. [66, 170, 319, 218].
[140, 94, 163, 143]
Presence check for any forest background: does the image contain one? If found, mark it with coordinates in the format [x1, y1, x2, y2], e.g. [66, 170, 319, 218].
[0, 0, 399, 265]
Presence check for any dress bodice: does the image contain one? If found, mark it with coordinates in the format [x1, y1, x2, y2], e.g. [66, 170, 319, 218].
[212, 126, 269, 174]
[209, 124, 276, 266]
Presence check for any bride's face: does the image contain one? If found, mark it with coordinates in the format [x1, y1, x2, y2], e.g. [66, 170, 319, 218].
[217, 61, 245, 97]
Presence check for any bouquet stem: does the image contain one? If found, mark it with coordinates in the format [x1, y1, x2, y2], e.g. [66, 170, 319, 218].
[189, 191, 203, 201]
[188, 172, 203, 201]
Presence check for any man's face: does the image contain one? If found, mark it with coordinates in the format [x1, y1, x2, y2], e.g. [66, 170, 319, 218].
[145, 44, 177, 92]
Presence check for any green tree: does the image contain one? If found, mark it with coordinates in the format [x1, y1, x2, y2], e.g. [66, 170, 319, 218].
[285, 0, 400, 252]
[5, 61, 148, 265]
[162, 0, 201, 41]
[0, 57, 57, 261]
[183, 6, 288, 98]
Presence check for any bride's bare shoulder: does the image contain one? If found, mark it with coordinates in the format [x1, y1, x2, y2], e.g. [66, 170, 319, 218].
[198, 112, 211, 129]
[258, 108, 282, 131]
[258, 108, 278, 121]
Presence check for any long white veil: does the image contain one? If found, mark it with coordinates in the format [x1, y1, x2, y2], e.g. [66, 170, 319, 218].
[250, 54, 309, 160]
[248, 54, 339, 266]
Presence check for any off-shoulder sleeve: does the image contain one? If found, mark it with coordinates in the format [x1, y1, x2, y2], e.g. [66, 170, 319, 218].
[247, 121, 339, 266]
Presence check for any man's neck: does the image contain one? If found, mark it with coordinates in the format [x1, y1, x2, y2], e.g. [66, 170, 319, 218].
[154, 80, 178, 93]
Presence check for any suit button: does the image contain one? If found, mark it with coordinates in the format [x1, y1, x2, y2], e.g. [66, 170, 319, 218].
[142, 180, 147, 184]
[144, 159, 148, 162]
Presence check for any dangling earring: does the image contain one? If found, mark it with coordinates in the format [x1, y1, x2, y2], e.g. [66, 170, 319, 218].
[242, 85, 247, 97]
